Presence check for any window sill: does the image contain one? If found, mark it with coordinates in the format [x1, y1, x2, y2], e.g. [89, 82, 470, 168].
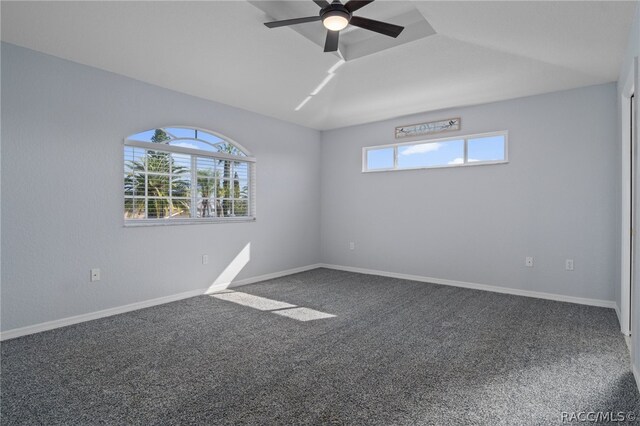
[362, 160, 509, 173]
[124, 217, 256, 227]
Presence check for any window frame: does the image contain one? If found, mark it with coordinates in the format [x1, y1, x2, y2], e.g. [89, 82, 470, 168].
[362, 130, 508, 173]
[124, 126, 256, 227]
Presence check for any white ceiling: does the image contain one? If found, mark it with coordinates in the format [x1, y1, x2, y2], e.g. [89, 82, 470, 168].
[1, 1, 636, 130]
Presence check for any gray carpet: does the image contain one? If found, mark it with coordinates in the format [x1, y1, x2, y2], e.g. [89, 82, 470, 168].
[2, 268, 638, 425]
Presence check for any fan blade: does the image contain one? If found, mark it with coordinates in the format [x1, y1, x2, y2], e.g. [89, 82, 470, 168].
[313, 0, 330, 8]
[349, 16, 404, 38]
[264, 16, 321, 28]
[344, 0, 373, 13]
[324, 30, 340, 52]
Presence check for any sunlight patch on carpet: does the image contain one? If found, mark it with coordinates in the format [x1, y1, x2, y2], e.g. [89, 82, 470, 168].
[210, 291, 335, 321]
[272, 307, 336, 322]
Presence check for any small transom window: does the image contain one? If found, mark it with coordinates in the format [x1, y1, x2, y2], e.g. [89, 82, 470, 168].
[363, 131, 508, 172]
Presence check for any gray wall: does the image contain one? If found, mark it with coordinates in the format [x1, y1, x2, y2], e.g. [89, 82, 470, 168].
[320, 83, 619, 302]
[0, 43, 321, 331]
[619, 0, 640, 384]
[0, 42, 624, 335]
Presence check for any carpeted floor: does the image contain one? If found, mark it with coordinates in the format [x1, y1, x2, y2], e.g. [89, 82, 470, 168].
[2, 268, 639, 425]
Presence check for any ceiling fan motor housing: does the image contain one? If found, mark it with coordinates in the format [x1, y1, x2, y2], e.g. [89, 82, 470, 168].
[321, 5, 352, 26]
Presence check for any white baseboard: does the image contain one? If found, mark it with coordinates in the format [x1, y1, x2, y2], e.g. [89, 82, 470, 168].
[1, 262, 616, 341]
[614, 304, 632, 336]
[0, 288, 204, 342]
[0, 263, 322, 341]
[319, 263, 617, 309]
[206, 263, 323, 292]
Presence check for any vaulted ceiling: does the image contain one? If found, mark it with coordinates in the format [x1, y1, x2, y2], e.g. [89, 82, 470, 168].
[1, 1, 636, 130]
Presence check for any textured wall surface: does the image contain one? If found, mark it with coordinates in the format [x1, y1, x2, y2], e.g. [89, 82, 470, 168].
[320, 83, 619, 303]
[1, 43, 321, 331]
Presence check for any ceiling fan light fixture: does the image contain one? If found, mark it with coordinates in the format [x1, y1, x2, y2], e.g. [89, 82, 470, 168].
[322, 10, 350, 31]
[263, 0, 405, 53]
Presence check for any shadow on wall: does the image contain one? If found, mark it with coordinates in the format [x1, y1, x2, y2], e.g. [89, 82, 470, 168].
[205, 243, 251, 294]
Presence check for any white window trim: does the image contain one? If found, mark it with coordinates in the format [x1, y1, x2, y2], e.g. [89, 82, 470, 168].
[125, 140, 256, 164]
[362, 130, 509, 173]
[123, 127, 256, 227]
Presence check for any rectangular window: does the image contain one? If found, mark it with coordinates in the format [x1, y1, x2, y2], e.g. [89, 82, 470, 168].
[124, 146, 254, 224]
[362, 131, 507, 172]
[397, 139, 464, 168]
[366, 147, 395, 170]
[467, 135, 506, 163]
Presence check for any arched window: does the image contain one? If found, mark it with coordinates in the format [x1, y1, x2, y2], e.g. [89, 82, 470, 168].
[124, 127, 255, 224]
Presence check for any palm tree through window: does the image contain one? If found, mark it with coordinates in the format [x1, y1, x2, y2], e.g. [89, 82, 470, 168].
[124, 127, 254, 223]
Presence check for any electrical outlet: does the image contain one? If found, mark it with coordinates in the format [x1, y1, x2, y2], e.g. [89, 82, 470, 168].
[525, 257, 534, 267]
[90, 268, 101, 282]
[349, 242, 355, 250]
[565, 259, 574, 271]
[202, 255, 209, 265]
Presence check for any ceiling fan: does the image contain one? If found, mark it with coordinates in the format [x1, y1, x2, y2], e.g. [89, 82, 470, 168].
[264, 0, 404, 53]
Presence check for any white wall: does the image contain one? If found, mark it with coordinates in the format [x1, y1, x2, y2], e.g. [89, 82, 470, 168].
[618, 3, 640, 94]
[0, 43, 321, 332]
[618, 0, 640, 387]
[617, 1, 639, 337]
[320, 83, 619, 303]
